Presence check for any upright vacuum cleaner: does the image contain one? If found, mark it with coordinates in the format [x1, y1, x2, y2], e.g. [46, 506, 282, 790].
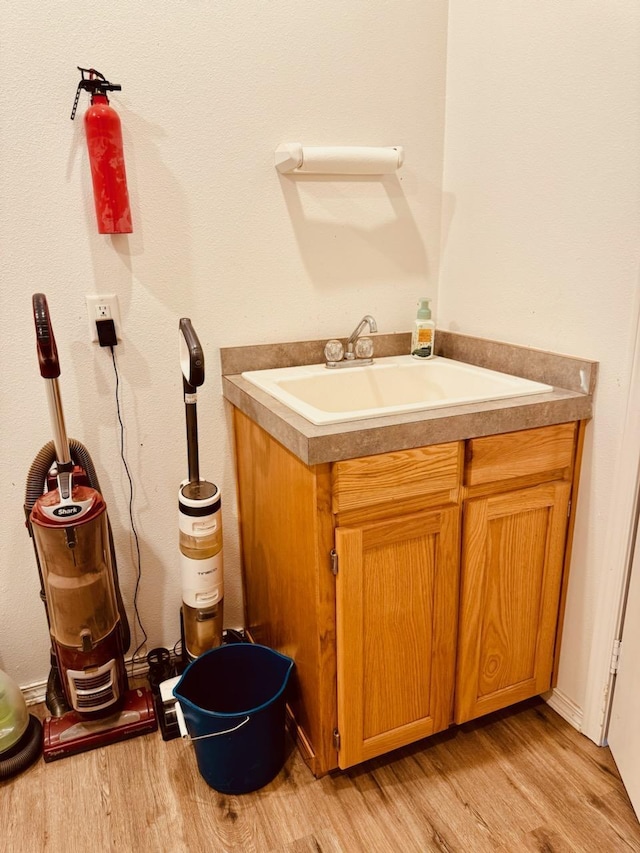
[178, 318, 224, 663]
[25, 294, 156, 761]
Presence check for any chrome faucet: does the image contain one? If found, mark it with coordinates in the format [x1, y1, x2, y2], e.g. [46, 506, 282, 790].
[346, 314, 378, 358]
[324, 314, 378, 369]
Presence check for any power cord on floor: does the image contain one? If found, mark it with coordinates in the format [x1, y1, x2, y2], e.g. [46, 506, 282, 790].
[108, 342, 149, 673]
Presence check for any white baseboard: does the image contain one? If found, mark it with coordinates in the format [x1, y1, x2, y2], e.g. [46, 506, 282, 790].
[22, 680, 49, 707]
[543, 688, 584, 732]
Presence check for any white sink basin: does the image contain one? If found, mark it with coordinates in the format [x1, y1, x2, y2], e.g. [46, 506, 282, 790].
[241, 355, 553, 426]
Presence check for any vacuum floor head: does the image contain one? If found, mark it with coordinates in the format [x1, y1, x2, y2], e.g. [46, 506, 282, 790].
[42, 686, 157, 762]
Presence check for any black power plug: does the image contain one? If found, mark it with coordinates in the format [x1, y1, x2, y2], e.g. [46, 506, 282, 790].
[96, 318, 118, 347]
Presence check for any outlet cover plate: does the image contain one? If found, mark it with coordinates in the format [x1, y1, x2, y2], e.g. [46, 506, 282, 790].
[86, 294, 122, 342]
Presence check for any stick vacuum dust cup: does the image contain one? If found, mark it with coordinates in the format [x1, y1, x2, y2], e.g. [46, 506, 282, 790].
[179, 480, 224, 659]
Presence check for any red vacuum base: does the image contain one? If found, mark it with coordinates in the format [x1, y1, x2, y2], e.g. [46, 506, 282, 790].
[43, 687, 157, 762]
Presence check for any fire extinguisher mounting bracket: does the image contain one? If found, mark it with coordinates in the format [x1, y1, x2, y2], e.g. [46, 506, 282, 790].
[70, 67, 122, 121]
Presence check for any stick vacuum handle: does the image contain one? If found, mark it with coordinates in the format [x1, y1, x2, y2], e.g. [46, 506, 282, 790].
[179, 318, 205, 391]
[32, 293, 60, 379]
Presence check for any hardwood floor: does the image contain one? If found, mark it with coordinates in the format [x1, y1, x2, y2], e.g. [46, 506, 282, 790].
[2, 698, 639, 853]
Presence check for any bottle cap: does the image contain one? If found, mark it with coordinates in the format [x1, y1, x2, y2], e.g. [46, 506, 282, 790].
[416, 298, 431, 320]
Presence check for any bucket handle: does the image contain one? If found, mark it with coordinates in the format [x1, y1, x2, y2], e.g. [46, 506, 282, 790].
[175, 702, 250, 741]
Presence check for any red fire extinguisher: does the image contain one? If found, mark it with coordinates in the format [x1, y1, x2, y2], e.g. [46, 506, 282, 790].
[71, 67, 133, 234]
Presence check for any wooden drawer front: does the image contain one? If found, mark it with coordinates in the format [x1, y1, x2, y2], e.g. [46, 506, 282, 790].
[465, 423, 576, 488]
[332, 442, 462, 514]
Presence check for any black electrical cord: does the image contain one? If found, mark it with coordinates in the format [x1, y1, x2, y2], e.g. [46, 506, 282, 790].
[110, 345, 148, 673]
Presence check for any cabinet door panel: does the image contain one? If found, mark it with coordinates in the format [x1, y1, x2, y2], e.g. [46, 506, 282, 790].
[336, 507, 459, 769]
[455, 481, 571, 724]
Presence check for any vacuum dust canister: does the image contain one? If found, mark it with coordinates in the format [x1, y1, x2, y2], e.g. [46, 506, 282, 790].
[178, 481, 224, 611]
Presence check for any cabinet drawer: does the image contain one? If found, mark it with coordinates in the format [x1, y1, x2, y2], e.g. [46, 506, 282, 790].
[465, 422, 576, 487]
[332, 442, 462, 514]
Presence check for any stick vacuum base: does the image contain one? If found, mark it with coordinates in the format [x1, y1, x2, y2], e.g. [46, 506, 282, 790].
[42, 686, 157, 762]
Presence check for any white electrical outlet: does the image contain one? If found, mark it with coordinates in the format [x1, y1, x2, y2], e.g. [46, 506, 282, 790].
[86, 294, 122, 342]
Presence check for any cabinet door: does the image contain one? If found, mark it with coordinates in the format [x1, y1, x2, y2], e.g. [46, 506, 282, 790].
[335, 507, 459, 769]
[455, 481, 571, 724]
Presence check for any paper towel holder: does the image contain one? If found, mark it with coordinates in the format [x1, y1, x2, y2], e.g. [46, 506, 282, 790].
[274, 143, 404, 175]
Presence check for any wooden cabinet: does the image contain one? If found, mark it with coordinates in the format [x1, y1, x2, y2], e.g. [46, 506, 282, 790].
[233, 410, 583, 776]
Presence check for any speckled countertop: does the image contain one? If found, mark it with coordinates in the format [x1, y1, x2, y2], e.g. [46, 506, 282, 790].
[220, 331, 597, 466]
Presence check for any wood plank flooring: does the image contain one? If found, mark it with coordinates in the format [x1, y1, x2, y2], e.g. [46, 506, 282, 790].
[2, 698, 639, 852]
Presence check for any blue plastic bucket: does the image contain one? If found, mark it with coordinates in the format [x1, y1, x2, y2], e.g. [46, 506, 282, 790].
[173, 643, 294, 794]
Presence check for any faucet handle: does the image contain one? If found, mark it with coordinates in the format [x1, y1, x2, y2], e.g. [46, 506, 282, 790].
[355, 337, 374, 359]
[324, 339, 344, 363]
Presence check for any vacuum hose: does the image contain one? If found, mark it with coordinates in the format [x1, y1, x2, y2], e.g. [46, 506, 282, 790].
[24, 439, 131, 715]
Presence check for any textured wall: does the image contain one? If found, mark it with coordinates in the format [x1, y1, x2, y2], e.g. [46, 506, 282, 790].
[0, 2, 448, 685]
[440, 2, 640, 727]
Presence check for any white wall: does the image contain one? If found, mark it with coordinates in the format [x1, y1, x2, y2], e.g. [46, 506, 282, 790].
[440, 2, 640, 733]
[0, 2, 449, 685]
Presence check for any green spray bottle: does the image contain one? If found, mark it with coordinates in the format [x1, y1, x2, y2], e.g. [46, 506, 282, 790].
[411, 297, 435, 359]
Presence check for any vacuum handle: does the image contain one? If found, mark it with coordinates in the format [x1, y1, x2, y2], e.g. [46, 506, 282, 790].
[32, 293, 71, 466]
[33, 293, 60, 379]
[179, 318, 205, 392]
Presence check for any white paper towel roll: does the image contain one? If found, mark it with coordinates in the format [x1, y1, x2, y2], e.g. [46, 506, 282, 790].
[275, 144, 404, 175]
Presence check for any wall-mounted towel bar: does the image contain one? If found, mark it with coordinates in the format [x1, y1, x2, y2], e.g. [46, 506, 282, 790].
[274, 143, 404, 175]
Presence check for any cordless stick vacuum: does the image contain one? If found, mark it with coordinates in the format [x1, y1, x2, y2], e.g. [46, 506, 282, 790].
[26, 294, 156, 761]
[178, 319, 224, 662]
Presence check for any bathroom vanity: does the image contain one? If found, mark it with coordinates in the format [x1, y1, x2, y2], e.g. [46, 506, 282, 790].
[221, 332, 596, 777]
